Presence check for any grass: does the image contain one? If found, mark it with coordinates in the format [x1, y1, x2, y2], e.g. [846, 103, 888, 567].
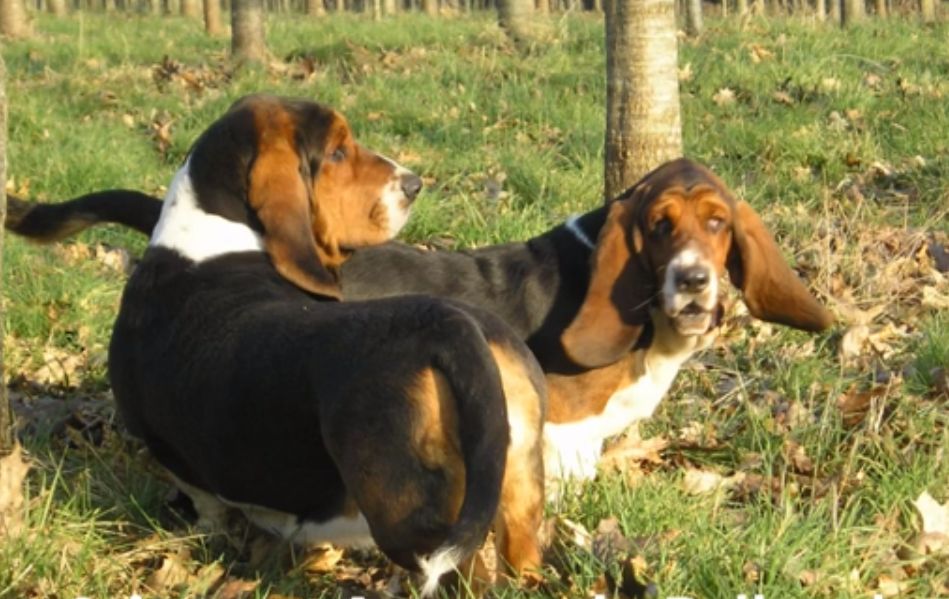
[2, 9, 948, 599]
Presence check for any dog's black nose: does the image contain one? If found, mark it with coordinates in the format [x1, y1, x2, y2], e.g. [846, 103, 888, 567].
[675, 266, 710, 293]
[401, 173, 423, 201]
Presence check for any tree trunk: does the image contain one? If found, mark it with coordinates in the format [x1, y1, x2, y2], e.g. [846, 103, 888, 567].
[497, 0, 533, 41]
[181, 0, 200, 16]
[0, 0, 32, 37]
[421, 0, 437, 13]
[873, 0, 884, 15]
[371, 0, 380, 17]
[204, 0, 223, 34]
[604, 0, 682, 198]
[0, 55, 12, 454]
[828, 0, 840, 22]
[737, 0, 748, 14]
[232, 0, 267, 63]
[48, 0, 67, 14]
[383, 0, 395, 14]
[535, 0, 548, 11]
[919, 0, 935, 21]
[306, 0, 325, 14]
[685, 0, 701, 35]
[841, 0, 863, 23]
[815, 0, 825, 20]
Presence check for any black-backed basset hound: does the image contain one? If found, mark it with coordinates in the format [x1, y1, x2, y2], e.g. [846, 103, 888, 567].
[7, 158, 832, 489]
[42, 95, 548, 593]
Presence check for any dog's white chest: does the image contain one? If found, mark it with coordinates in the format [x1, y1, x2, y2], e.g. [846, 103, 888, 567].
[543, 330, 713, 485]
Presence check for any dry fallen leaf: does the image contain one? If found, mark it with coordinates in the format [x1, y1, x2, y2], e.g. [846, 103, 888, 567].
[301, 543, 345, 574]
[836, 386, 887, 428]
[146, 552, 195, 592]
[911, 491, 949, 556]
[213, 577, 260, 599]
[712, 87, 736, 107]
[0, 444, 30, 538]
[682, 468, 725, 495]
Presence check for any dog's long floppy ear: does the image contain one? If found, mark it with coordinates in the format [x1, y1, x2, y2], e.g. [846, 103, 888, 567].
[561, 198, 654, 368]
[727, 201, 832, 331]
[248, 128, 342, 300]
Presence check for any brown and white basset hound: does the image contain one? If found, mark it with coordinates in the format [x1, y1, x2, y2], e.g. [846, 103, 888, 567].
[53, 94, 547, 594]
[8, 159, 832, 490]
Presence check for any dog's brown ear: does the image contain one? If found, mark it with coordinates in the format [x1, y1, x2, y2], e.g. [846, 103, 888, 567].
[248, 136, 342, 300]
[727, 201, 832, 331]
[561, 199, 654, 368]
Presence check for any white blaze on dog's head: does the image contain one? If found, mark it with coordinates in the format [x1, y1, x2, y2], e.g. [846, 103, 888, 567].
[149, 94, 423, 300]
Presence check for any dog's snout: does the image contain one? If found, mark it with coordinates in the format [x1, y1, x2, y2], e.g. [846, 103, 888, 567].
[400, 173, 423, 202]
[675, 266, 710, 293]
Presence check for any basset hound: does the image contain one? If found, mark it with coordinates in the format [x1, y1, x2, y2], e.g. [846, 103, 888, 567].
[8, 158, 832, 488]
[42, 95, 548, 594]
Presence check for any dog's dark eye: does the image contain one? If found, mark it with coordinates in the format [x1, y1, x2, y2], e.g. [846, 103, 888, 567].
[707, 217, 725, 233]
[653, 217, 672, 236]
[330, 148, 346, 163]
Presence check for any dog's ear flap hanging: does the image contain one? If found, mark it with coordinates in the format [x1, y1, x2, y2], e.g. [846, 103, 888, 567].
[249, 134, 342, 300]
[726, 201, 832, 331]
[561, 197, 653, 368]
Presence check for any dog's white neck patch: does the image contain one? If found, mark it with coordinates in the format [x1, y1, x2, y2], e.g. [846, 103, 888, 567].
[150, 163, 264, 262]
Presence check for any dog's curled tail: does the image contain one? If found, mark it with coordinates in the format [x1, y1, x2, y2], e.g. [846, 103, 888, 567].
[416, 310, 511, 596]
[5, 190, 162, 242]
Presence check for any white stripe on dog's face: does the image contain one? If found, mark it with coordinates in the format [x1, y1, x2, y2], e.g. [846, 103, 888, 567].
[378, 154, 416, 238]
[661, 243, 718, 335]
[150, 162, 264, 262]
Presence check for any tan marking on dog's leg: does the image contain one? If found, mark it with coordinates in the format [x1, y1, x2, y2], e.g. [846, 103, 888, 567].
[488, 343, 545, 579]
[167, 473, 229, 532]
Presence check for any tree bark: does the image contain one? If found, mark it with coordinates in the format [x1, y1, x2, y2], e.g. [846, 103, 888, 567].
[920, 0, 935, 22]
[306, 0, 325, 14]
[0, 55, 12, 453]
[841, 0, 864, 24]
[873, 0, 885, 15]
[604, 0, 682, 198]
[0, 0, 32, 37]
[48, 0, 67, 14]
[685, 0, 701, 35]
[204, 0, 223, 34]
[535, 0, 548, 11]
[828, 0, 840, 22]
[371, 0, 381, 17]
[421, 0, 437, 13]
[181, 0, 201, 16]
[232, 0, 267, 63]
[737, 0, 748, 14]
[383, 0, 395, 14]
[815, 0, 825, 20]
[497, 0, 533, 42]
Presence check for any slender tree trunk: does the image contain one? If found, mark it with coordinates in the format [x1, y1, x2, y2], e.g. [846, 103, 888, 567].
[0, 55, 11, 454]
[0, 0, 32, 37]
[815, 0, 825, 20]
[371, 0, 380, 17]
[685, 0, 701, 35]
[604, 0, 682, 198]
[535, 0, 548, 11]
[232, 0, 267, 63]
[828, 0, 840, 22]
[306, 0, 325, 14]
[181, 0, 200, 15]
[383, 0, 395, 14]
[737, 0, 748, 14]
[420, 0, 436, 13]
[48, 0, 66, 13]
[497, 0, 533, 41]
[204, 0, 223, 33]
[841, 0, 863, 23]
[919, 0, 935, 21]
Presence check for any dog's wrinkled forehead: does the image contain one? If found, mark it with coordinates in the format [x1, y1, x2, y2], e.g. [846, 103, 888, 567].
[622, 158, 737, 219]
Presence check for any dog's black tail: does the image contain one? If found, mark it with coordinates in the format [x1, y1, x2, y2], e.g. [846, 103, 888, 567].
[417, 310, 511, 596]
[5, 190, 162, 242]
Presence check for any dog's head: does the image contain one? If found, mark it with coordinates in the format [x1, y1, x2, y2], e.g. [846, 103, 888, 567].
[167, 93, 421, 300]
[562, 158, 834, 368]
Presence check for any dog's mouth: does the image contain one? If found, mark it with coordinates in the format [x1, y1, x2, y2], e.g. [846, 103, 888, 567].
[670, 302, 714, 336]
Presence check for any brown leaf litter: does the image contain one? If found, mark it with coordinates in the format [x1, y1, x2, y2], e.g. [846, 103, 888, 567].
[0, 444, 30, 539]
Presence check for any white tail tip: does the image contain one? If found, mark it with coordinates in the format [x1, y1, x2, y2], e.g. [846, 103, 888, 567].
[417, 545, 463, 596]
